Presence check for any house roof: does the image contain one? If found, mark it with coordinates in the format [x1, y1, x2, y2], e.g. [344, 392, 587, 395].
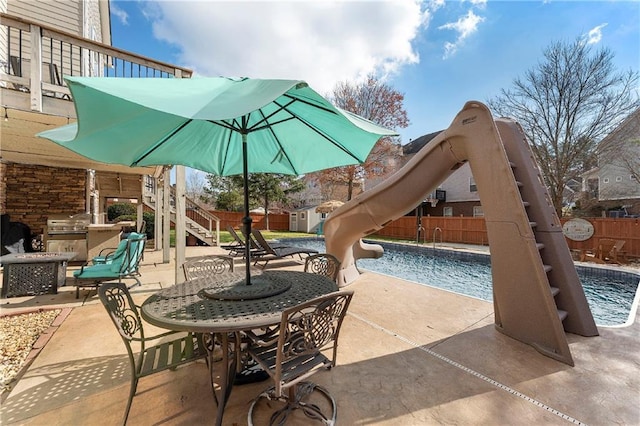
[597, 108, 640, 149]
[403, 130, 444, 155]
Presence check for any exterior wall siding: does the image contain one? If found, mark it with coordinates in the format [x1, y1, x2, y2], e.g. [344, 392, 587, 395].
[439, 163, 480, 202]
[597, 109, 640, 201]
[8, 0, 82, 35]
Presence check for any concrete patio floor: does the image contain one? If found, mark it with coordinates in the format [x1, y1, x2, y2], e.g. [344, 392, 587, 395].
[1, 245, 639, 425]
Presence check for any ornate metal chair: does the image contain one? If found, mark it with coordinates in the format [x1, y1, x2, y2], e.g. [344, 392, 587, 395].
[245, 290, 353, 425]
[182, 254, 235, 281]
[304, 253, 341, 281]
[98, 282, 209, 425]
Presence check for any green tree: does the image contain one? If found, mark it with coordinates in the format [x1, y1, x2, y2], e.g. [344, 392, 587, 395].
[488, 37, 639, 216]
[235, 174, 305, 229]
[202, 175, 243, 211]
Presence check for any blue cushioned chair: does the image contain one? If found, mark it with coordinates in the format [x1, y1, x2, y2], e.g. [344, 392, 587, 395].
[92, 232, 145, 265]
[74, 235, 146, 299]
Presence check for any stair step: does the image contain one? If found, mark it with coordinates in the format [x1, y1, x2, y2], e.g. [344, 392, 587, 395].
[523, 201, 531, 207]
[550, 286, 560, 297]
[516, 181, 523, 188]
[530, 221, 537, 228]
[509, 161, 517, 168]
[536, 243, 545, 250]
[543, 264, 552, 273]
[558, 310, 568, 322]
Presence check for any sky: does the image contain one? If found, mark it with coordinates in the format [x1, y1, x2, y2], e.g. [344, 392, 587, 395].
[108, 0, 640, 146]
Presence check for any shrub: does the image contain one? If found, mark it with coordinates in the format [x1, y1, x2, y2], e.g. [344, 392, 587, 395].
[107, 203, 136, 221]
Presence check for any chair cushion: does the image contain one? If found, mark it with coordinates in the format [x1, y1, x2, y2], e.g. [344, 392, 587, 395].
[74, 263, 115, 278]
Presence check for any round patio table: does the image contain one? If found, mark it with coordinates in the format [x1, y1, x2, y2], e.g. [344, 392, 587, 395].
[140, 269, 338, 426]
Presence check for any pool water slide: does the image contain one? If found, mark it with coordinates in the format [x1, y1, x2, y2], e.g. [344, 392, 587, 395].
[324, 101, 598, 366]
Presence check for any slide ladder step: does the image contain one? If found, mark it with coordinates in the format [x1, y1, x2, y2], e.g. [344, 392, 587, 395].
[558, 310, 568, 322]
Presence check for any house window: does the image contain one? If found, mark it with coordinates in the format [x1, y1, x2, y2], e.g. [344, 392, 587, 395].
[473, 206, 484, 217]
[300, 212, 306, 220]
[603, 178, 609, 183]
[616, 176, 622, 182]
[469, 177, 477, 192]
[443, 207, 453, 217]
[320, 213, 327, 219]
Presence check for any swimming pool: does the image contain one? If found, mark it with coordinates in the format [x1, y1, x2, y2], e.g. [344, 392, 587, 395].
[281, 238, 640, 327]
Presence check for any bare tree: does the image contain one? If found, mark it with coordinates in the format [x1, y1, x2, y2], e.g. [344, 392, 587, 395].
[308, 75, 409, 201]
[488, 37, 639, 216]
[186, 170, 207, 204]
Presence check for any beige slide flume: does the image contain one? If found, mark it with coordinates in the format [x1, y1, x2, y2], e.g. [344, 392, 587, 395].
[324, 101, 598, 365]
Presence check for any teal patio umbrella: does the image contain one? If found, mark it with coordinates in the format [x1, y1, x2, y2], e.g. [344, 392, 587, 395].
[38, 76, 397, 285]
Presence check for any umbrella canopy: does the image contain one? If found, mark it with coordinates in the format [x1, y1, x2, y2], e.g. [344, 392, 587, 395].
[315, 200, 344, 214]
[38, 76, 397, 285]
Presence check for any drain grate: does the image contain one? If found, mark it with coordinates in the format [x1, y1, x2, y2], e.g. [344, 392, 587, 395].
[349, 312, 587, 426]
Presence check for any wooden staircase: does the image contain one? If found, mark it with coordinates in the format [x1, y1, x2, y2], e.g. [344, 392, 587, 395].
[143, 186, 220, 247]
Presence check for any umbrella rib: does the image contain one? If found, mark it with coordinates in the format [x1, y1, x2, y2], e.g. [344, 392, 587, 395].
[281, 92, 338, 115]
[245, 98, 297, 133]
[255, 108, 299, 175]
[275, 99, 367, 163]
[132, 120, 193, 166]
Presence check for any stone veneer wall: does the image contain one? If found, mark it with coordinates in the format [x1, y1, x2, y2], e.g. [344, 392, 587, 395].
[0, 162, 7, 213]
[2, 163, 86, 234]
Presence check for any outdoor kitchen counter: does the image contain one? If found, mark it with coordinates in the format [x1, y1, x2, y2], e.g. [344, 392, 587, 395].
[86, 222, 135, 261]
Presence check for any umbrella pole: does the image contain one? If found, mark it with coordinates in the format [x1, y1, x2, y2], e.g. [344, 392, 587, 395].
[242, 132, 252, 285]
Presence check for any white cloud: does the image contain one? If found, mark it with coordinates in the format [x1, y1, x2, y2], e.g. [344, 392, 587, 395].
[110, 3, 129, 25]
[586, 23, 608, 44]
[468, 0, 487, 8]
[142, 1, 425, 94]
[438, 9, 484, 58]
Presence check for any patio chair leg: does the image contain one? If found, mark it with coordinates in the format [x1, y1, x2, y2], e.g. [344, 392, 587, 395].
[122, 375, 139, 426]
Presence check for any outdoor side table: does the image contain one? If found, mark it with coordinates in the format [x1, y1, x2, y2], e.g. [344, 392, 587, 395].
[140, 269, 339, 426]
[0, 252, 77, 297]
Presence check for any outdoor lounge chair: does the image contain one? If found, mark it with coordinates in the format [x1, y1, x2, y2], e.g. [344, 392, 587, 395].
[582, 238, 618, 264]
[73, 235, 146, 299]
[304, 253, 341, 281]
[182, 254, 235, 281]
[245, 290, 353, 425]
[611, 240, 629, 264]
[222, 226, 266, 258]
[98, 282, 209, 425]
[250, 230, 318, 268]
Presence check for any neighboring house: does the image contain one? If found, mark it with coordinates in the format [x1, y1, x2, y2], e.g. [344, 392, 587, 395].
[582, 108, 640, 215]
[402, 131, 482, 217]
[289, 206, 324, 233]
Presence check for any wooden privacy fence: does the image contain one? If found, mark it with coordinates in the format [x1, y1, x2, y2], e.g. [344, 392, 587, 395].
[373, 216, 640, 259]
[203, 210, 639, 259]
[209, 210, 289, 232]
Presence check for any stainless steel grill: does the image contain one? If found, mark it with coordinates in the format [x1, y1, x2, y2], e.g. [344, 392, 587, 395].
[45, 213, 90, 261]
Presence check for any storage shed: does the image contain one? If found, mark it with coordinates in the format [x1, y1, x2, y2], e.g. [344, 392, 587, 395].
[289, 206, 325, 233]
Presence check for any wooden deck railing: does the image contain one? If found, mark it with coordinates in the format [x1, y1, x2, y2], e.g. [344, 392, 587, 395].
[0, 13, 192, 112]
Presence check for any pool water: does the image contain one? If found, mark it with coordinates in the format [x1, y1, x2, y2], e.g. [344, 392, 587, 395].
[282, 238, 639, 327]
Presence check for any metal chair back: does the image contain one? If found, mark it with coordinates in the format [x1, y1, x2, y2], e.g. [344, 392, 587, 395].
[304, 253, 341, 281]
[182, 255, 234, 281]
[98, 282, 208, 425]
[247, 290, 353, 425]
